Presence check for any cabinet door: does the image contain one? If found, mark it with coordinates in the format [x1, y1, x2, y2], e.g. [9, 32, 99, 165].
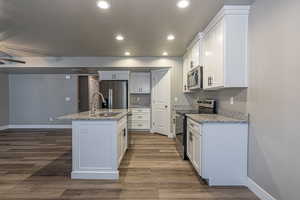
[183, 54, 192, 93]
[122, 127, 128, 154]
[192, 41, 200, 68]
[130, 73, 150, 94]
[193, 133, 202, 176]
[203, 29, 214, 89]
[117, 129, 123, 164]
[187, 128, 193, 160]
[116, 71, 130, 80]
[212, 19, 224, 88]
[140, 73, 150, 93]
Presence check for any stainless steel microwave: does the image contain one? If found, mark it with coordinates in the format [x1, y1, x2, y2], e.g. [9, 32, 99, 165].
[187, 66, 203, 90]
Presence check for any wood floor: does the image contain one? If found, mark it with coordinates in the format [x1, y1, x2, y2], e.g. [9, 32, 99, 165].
[0, 129, 259, 200]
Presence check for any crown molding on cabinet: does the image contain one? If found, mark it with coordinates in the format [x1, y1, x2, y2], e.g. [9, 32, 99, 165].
[204, 5, 250, 35]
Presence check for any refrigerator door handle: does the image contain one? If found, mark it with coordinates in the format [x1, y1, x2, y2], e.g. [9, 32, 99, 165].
[108, 89, 113, 109]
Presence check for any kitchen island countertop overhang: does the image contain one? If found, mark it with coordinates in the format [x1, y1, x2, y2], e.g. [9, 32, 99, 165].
[58, 109, 131, 121]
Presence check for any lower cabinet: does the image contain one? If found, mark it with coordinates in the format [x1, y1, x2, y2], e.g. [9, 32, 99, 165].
[117, 116, 128, 165]
[186, 118, 248, 186]
[128, 108, 151, 130]
[187, 119, 202, 176]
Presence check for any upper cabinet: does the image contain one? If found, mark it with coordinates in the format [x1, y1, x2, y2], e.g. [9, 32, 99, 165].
[129, 72, 151, 94]
[99, 71, 130, 81]
[182, 33, 203, 93]
[203, 6, 250, 90]
[182, 6, 249, 92]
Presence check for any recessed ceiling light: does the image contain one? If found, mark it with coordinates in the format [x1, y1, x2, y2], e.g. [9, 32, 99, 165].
[177, 0, 190, 9]
[124, 51, 131, 56]
[116, 35, 124, 41]
[162, 52, 168, 56]
[167, 34, 175, 41]
[97, 0, 110, 9]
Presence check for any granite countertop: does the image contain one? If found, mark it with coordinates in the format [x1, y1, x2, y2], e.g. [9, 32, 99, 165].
[57, 109, 130, 121]
[186, 114, 248, 124]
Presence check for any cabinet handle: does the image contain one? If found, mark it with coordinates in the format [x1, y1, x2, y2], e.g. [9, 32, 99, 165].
[184, 85, 187, 91]
[189, 132, 193, 141]
[208, 76, 212, 86]
[123, 128, 126, 137]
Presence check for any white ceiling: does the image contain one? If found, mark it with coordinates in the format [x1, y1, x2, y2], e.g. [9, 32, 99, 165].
[0, 0, 252, 57]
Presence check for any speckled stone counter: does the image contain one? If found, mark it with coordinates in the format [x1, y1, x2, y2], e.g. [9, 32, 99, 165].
[58, 109, 130, 121]
[186, 114, 248, 124]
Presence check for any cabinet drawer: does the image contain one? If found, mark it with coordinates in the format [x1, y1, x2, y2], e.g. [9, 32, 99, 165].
[128, 121, 150, 130]
[187, 118, 201, 133]
[131, 108, 150, 113]
[131, 114, 150, 121]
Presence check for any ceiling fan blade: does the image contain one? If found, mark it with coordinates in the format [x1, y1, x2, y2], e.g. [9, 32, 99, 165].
[0, 58, 26, 64]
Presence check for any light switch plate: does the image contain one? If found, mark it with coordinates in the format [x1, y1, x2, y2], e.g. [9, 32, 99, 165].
[65, 97, 71, 102]
[230, 97, 234, 105]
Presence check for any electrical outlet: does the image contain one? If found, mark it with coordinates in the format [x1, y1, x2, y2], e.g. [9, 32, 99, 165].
[65, 97, 71, 102]
[65, 75, 71, 80]
[230, 97, 234, 105]
[137, 97, 140, 102]
[174, 97, 178, 102]
[49, 117, 54, 122]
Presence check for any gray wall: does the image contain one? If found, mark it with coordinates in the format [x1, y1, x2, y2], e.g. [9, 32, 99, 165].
[247, 0, 300, 199]
[0, 73, 9, 126]
[9, 74, 78, 125]
[7, 57, 189, 125]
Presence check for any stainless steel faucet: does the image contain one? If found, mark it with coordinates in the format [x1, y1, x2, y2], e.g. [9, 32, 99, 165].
[90, 91, 107, 115]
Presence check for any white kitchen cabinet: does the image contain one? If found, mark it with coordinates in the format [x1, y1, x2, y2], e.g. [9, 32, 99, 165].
[128, 108, 151, 130]
[186, 117, 248, 186]
[191, 40, 201, 69]
[193, 131, 202, 175]
[187, 118, 202, 175]
[182, 33, 203, 93]
[203, 6, 249, 90]
[117, 116, 128, 165]
[71, 115, 128, 180]
[99, 71, 130, 81]
[182, 53, 191, 93]
[129, 72, 150, 94]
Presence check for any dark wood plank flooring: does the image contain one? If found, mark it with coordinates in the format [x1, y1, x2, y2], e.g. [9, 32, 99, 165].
[0, 129, 259, 200]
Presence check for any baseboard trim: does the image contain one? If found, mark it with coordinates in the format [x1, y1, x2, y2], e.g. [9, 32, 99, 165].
[0, 125, 9, 131]
[71, 170, 119, 180]
[8, 124, 72, 129]
[247, 177, 277, 200]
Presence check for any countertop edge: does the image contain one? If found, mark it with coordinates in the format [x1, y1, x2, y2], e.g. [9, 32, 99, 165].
[186, 114, 248, 124]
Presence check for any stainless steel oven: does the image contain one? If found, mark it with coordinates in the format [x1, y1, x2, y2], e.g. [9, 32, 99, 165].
[187, 66, 203, 90]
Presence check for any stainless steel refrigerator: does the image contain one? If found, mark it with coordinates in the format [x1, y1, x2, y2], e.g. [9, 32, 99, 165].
[78, 76, 128, 112]
[99, 80, 128, 109]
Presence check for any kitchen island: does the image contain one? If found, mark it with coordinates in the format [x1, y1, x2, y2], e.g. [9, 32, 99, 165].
[58, 109, 130, 180]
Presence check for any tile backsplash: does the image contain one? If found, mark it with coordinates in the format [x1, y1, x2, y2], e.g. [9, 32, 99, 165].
[185, 88, 248, 120]
[130, 94, 151, 107]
